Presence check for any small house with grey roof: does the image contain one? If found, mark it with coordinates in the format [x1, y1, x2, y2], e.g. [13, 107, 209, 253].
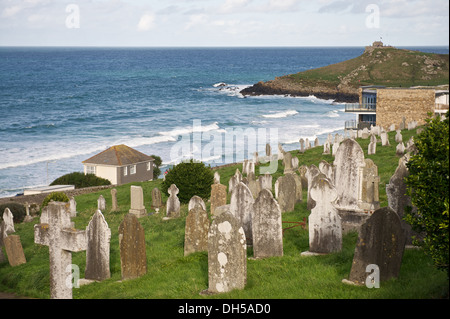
[82, 144, 154, 185]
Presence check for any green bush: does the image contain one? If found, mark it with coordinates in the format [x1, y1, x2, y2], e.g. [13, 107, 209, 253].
[41, 192, 70, 209]
[151, 154, 162, 179]
[404, 112, 449, 276]
[0, 202, 26, 224]
[161, 159, 214, 204]
[50, 172, 111, 188]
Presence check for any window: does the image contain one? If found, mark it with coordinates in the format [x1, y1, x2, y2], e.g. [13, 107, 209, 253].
[146, 162, 152, 171]
[130, 165, 136, 175]
[86, 165, 96, 175]
[123, 166, 128, 176]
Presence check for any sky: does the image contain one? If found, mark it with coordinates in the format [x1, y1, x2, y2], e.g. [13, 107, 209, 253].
[0, 0, 448, 47]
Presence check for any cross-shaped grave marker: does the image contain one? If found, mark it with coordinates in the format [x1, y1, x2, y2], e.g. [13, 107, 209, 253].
[34, 201, 87, 299]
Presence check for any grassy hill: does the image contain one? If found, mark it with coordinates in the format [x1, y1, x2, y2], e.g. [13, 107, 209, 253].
[241, 46, 449, 102]
[0, 127, 448, 299]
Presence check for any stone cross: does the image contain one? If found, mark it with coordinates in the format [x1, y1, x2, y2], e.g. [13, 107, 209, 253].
[345, 207, 406, 285]
[34, 201, 87, 299]
[166, 184, 180, 218]
[118, 213, 147, 280]
[85, 210, 111, 281]
[129, 185, 147, 217]
[184, 204, 210, 256]
[305, 176, 342, 254]
[210, 183, 227, 217]
[97, 195, 106, 211]
[229, 182, 254, 245]
[205, 211, 246, 294]
[111, 189, 118, 211]
[252, 189, 283, 258]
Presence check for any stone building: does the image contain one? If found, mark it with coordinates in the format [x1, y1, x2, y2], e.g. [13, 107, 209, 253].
[345, 85, 449, 130]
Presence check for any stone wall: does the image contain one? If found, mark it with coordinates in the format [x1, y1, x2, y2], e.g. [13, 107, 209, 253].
[376, 88, 435, 129]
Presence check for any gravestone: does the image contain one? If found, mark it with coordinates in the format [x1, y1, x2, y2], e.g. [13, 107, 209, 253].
[184, 204, 210, 256]
[228, 169, 242, 194]
[298, 165, 308, 189]
[283, 152, 294, 174]
[314, 137, 320, 147]
[97, 195, 106, 211]
[333, 139, 365, 213]
[368, 140, 376, 155]
[299, 138, 305, 153]
[276, 174, 296, 213]
[305, 138, 311, 150]
[386, 157, 416, 245]
[323, 141, 331, 155]
[396, 142, 405, 157]
[2, 208, 15, 234]
[277, 143, 285, 160]
[395, 130, 403, 143]
[259, 173, 272, 192]
[291, 157, 299, 171]
[188, 195, 206, 212]
[3, 235, 26, 267]
[210, 183, 227, 217]
[252, 189, 283, 258]
[318, 160, 334, 183]
[85, 210, 111, 281]
[166, 184, 180, 218]
[345, 207, 406, 285]
[358, 159, 380, 212]
[205, 212, 246, 294]
[229, 182, 254, 245]
[34, 201, 87, 299]
[151, 187, 163, 211]
[304, 176, 342, 254]
[292, 173, 303, 204]
[380, 131, 390, 146]
[129, 186, 147, 217]
[265, 143, 272, 156]
[69, 197, 77, 218]
[118, 213, 147, 280]
[332, 141, 340, 156]
[246, 172, 261, 199]
[111, 189, 118, 211]
[214, 171, 220, 184]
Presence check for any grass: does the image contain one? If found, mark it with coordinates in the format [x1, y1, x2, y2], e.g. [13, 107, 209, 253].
[0, 127, 448, 299]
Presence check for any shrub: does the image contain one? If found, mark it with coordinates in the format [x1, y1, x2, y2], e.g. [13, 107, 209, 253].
[404, 112, 449, 276]
[41, 192, 70, 209]
[50, 172, 111, 189]
[0, 202, 26, 223]
[151, 154, 162, 180]
[161, 159, 214, 204]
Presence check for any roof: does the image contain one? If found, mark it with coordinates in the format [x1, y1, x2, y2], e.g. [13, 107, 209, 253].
[82, 144, 154, 166]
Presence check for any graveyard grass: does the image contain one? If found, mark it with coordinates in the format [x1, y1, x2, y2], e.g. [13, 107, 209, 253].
[1, 128, 448, 299]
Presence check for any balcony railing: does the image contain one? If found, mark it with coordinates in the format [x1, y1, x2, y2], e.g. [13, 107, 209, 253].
[345, 103, 377, 112]
[435, 103, 449, 111]
[345, 120, 375, 130]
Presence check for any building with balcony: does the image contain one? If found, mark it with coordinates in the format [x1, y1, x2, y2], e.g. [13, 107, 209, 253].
[345, 85, 449, 130]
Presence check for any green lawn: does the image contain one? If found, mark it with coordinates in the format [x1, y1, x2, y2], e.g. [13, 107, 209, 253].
[0, 127, 448, 299]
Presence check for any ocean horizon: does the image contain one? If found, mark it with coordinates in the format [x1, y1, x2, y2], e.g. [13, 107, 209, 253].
[1, 46, 448, 198]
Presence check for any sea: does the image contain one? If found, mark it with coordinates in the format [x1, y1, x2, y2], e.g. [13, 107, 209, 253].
[0, 46, 448, 198]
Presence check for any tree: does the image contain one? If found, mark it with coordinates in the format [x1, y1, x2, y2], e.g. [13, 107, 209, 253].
[151, 155, 162, 180]
[161, 159, 214, 204]
[404, 112, 449, 276]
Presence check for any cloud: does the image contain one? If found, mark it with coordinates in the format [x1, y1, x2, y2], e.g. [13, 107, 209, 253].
[137, 13, 156, 31]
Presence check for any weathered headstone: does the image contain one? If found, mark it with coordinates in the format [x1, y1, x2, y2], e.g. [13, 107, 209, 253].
[283, 152, 294, 174]
[111, 189, 118, 211]
[380, 131, 390, 146]
[166, 184, 180, 218]
[277, 143, 285, 160]
[85, 210, 111, 281]
[291, 173, 303, 204]
[252, 189, 283, 258]
[386, 157, 416, 245]
[395, 130, 403, 143]
[69, 197, 77, 218]
[318, 160, 334, 183]
[323, 141, 331, 155]
[298, 165, 308, 189]
[306, 165, 320, 210]
[258, 173, 272, 192]
[332, 141, 340, 156]
[314, 137, 320, 147]
[3, 235, 26, 267]
[214, 171, 221, 184]
[129, 186, 147, 217]
[299, 138, 305, 153]
[345, 207, 406, 285]
[291, 156, 299, 171]
[210, 183, 227, 217]
[265, 143, 272, 156]
[118, 213, 147, 280]
[276, 174, 297, 213]
[205, 212, 246, 294]
[34, 201, 87, 299]
[396, 142, 405, 157]
[229, 182, 254, 245]
[97, 195, 106, 211]
[184, 204, 210, 256]
[2, 208, 15, 234]
[151, 187, 163, 211]
[358, 159, 380, 212]
[368, 140, 376, 155]
[188, 195, 206, 212]
[304, 176, 342, 254]
[246, 172, 261, 199]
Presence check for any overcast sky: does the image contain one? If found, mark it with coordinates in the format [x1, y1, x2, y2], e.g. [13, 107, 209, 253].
[0, 0, 448, 47]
